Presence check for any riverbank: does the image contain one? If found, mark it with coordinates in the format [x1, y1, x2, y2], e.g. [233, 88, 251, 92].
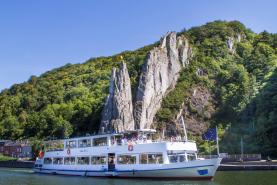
[218, 161, 277, 171]
[0, 161, 34, 168]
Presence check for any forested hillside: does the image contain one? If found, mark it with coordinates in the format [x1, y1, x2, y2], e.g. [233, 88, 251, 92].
[156, 21, 277, 157]
[0, 21, 276, 156]
[0, 44, 154, 139]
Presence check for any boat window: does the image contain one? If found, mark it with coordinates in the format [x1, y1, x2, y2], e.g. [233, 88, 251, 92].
[44, 140, 64, 152]
[93, 137, 108, 146]
[179, 154, 186, 162]
[140, 154, 147, 164]
[77, 157, 90, 165]
[117, 155, 136, 164]
[64, 157, 75, 165]
[187, 153, 196, 161]
[111, 135, 123, 145]
[78, 139, 91, 148]
[53, 157, 63, 165]
[91, 156, 107, 165]
[169, 155, 178, 163]
[43, 158, 52, 164]
[65, 140, 77, 148]
[139, 153, 163, 164]
[148, 154, 163, 164]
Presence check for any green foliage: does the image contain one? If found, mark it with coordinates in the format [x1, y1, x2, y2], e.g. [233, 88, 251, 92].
[0, 44, 153, 140]
[0, 154, 17, 161]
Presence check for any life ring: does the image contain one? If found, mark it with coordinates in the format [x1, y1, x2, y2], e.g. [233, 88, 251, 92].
[67, 148, 71, 155]
[128, 144, 134, 151]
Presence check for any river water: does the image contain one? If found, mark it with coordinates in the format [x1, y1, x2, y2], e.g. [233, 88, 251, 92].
[0, 168, 276, 185]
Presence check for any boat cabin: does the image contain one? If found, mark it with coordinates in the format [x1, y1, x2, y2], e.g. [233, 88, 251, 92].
[38, 129, 198, 169]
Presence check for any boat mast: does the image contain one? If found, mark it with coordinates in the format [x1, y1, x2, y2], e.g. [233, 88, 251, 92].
[216, 126, 219, 156]
[181, 116, 188, 142]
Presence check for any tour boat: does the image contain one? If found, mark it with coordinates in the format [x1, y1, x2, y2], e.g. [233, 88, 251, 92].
[34, 129, 222, 180]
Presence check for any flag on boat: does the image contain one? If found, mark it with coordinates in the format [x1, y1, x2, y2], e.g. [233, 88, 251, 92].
[202, 128, 217, 141]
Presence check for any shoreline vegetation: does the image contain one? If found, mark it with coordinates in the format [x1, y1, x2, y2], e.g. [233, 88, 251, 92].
[0, 154, 16, 162]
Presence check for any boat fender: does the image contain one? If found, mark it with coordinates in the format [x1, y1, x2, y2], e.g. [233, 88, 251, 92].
[128, 144, 134, 151]
[67, 148, 71, 155]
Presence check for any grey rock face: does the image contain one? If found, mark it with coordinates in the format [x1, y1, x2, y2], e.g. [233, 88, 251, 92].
[100, 62, 134, 133]
[227, 33, 243, 53]
[177, 35, 192, 67]
[134, 32, 191, 129]
[227, 37, 235, 53]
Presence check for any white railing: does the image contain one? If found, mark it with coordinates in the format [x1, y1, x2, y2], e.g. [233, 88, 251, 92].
[111, 139, 195, 146]
[198, 154, 262, 161]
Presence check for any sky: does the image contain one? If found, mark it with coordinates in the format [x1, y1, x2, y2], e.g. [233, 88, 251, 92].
[0, 0, 276, 91]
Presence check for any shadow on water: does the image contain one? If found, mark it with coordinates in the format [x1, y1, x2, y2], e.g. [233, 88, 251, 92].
[1, 168, 277, 185]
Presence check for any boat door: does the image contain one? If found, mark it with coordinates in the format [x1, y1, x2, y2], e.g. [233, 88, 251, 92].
[108, 153, 115, 171]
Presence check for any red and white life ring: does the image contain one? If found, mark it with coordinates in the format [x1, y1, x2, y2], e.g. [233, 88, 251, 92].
[67, 148, 71, 155]
[128, 144, 134, 151]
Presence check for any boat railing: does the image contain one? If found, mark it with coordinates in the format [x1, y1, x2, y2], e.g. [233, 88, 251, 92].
[45, 149, 64, 152]
[44, 138, 196, 151]
[197, 154, 219, 159]
[111, 138, 195, 146]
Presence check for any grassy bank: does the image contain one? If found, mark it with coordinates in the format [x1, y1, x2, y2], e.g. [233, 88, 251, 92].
[0, 154, 17, 161]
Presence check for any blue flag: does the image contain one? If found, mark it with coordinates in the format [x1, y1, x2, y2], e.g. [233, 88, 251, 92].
[202, 128, 217, 141]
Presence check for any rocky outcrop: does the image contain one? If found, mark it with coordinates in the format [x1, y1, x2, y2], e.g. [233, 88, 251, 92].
[134, 32, 191, 129]
[99, 62, 134, 133]
[227, 33, 244, 53]
[99, 32, 192, 132]
[177, 35, 192, 67]
[183, 86, 215, 135]
[165, 86, 215, 136]
[227, 37, 235, 53]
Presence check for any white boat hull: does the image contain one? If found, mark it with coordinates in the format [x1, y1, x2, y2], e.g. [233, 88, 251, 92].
[34, 158, 221, 180]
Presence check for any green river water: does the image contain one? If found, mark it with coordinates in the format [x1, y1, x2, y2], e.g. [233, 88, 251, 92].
[0, 168, 276, 185]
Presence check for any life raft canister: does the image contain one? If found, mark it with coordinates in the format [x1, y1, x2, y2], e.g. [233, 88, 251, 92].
[128, 143, 134, 151]
[67, 148, 71, 155]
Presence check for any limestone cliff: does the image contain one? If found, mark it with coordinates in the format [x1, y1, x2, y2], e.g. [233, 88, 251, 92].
[99, 62, 134, 133]
[227, 33, 244, 53]
[134, 32, 191, 129]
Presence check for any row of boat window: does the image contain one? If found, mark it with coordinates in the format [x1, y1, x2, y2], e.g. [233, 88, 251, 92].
[44, 156, 106, 165]
[66, 137, 108, 148]
[43, 153, 164, 165]
[168, 153, 196, 163]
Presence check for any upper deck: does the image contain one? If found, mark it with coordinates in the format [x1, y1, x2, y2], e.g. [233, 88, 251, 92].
[44, 129, 197, 157]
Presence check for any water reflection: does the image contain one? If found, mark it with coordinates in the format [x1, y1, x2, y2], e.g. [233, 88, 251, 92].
[0, 168, 219, 185]
[1, 168, 277, 185]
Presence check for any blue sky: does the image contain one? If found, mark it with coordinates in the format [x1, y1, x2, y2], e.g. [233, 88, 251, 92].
[0, 0, 276, 91]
